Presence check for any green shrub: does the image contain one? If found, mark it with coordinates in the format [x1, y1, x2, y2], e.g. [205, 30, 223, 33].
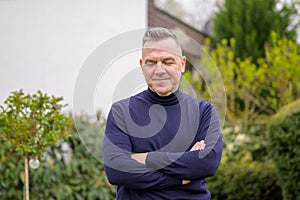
[267, 99, 300, 200]
[0, 117, 116, 200]
[207, 161, 282, 200]
[0, 140, 24, 198]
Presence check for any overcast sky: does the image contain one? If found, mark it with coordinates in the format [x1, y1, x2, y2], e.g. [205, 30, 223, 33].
[0, 0, 147, 116]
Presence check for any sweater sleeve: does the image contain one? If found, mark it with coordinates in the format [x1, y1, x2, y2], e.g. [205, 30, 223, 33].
[145, 103, 223, 180]
[102, 104, 182, 190]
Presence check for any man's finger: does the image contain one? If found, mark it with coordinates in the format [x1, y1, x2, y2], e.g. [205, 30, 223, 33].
[199, 140, 206, 150]
[189, 141, 200, 151]
[189, 140, 206, 151]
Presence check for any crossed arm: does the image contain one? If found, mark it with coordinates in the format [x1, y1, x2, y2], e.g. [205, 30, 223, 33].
[131, 140, 206, 185]
[131, 140, 206, 164]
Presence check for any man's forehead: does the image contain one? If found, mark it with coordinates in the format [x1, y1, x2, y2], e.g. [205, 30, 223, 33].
[142, 39, 181, 56]
[142, 48, 179, 56]
[143, 38, 178, 46]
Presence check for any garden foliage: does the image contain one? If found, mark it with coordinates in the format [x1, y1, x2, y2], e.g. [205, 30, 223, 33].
[0, 116, 116, 200]
[0, 90, 70, 158]
[213, 0, 298, 61]
[268, 100, 300, 200]
[207, 162, 282, 200]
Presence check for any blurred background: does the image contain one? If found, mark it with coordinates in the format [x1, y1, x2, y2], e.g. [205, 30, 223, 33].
[1, 0, 300, 199]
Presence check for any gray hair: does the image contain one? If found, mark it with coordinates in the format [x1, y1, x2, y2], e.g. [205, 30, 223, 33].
[142, 27, 182, 55]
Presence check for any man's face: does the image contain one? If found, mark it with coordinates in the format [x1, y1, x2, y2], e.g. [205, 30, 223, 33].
[140, 38, 186, 96]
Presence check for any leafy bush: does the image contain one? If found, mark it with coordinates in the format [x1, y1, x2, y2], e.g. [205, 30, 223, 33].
[207, 161, 282, 200]
[184, 32, 300, 135]
[267, 99, 300, 200]
[0, 90, 70, 158]
[0, 116, 116, 200]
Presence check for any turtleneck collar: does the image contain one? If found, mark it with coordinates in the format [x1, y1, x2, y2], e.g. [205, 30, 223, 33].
[142, 88, 182, 106]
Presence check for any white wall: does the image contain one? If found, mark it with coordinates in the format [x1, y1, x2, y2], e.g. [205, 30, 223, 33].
[0, 0, 147, 114]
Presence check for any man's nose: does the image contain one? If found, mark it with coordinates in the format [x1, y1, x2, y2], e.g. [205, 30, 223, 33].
[155, 61, 165, 73]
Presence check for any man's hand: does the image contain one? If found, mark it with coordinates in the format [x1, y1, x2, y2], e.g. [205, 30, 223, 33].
[182, 140, 206, 185]
[131, 153, 148, 165]
[131, 140, 205, 165]
[189, 140, 205, 151]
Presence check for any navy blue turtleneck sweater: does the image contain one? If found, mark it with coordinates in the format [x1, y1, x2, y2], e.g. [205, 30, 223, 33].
[102, 89, 223, 200]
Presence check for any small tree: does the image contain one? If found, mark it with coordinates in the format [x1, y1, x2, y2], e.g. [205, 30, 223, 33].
[0, 90, 70, 200]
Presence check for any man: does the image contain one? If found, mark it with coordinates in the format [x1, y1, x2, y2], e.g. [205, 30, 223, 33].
[102, 27, 223, 200]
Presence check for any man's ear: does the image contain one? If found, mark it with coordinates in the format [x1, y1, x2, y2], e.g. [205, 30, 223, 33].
[181, 56, 186, 73]
[139, 59, 143, 67]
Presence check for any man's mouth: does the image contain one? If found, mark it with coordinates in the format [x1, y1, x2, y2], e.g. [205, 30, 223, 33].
[153, 78, 170, 81]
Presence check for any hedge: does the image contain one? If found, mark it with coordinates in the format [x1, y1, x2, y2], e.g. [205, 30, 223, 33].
[0, 119, 116, 200]
[267, 99, 300, 200]
[207, 161, 282, 200]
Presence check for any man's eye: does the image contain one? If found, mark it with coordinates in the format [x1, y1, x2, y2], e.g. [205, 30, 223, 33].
[164, 61, 175, 65]
[146, 61, 156, 65]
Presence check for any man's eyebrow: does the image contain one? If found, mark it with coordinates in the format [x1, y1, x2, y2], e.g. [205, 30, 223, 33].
[144, 58, 156, 63]
[144, 57, 175, 62]
[162, 57, 176, 61]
